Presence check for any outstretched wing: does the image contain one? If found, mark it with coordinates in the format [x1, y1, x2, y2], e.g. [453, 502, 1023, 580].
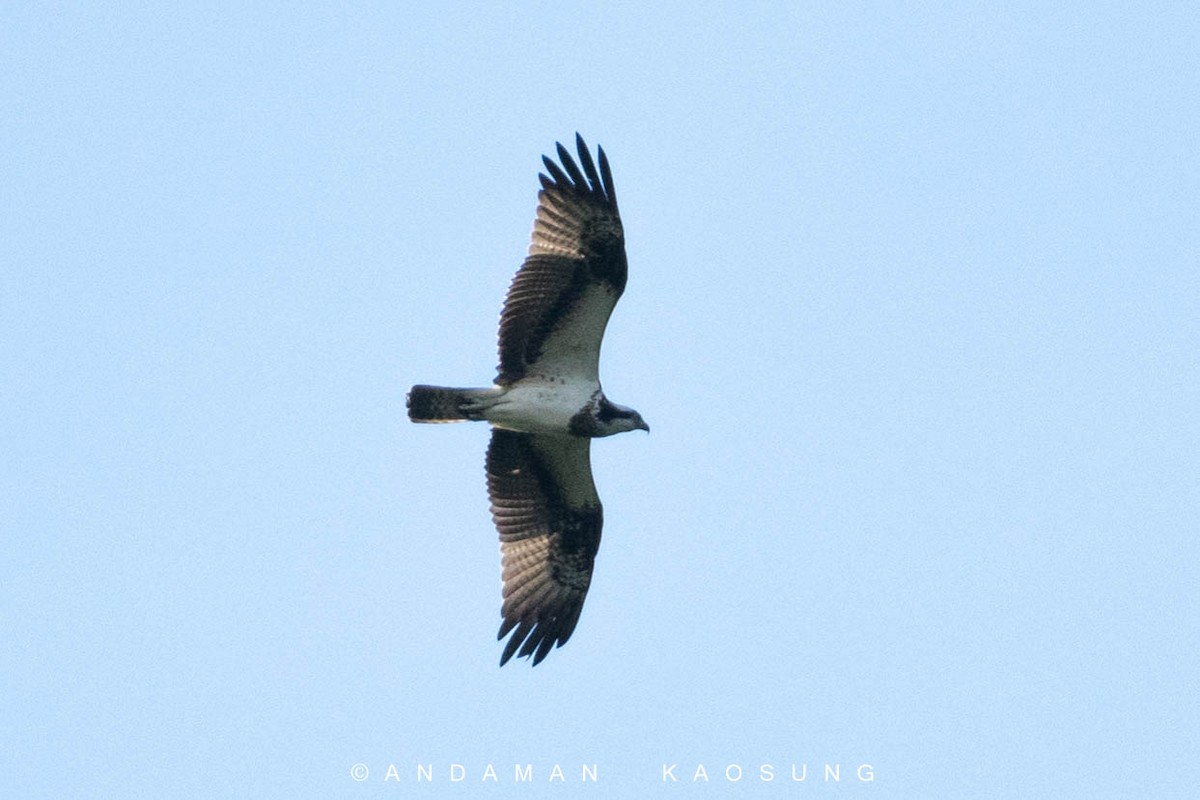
[486, 428, 603, 665]
[496, 134, 627, 386]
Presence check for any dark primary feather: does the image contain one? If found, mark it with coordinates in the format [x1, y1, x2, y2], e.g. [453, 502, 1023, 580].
[486, 429, 602, 666]
[496, 134, 627, 385]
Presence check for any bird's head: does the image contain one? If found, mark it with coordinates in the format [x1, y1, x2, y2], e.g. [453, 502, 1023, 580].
[596, 399, 649, 436]
[618, 410, 650, 434]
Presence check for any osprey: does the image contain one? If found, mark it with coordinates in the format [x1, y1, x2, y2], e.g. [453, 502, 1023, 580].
[407, 134, 648, 666]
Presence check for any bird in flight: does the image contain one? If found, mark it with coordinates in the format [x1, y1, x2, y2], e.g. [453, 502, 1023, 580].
[407, 134, 648, 666]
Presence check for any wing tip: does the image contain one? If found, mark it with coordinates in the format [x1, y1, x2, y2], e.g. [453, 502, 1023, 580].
[538, 133, 614, 207]
[496, 614, 579, 667]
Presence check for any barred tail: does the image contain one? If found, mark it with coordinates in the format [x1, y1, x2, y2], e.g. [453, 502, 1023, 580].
[407, 385, 497, 423]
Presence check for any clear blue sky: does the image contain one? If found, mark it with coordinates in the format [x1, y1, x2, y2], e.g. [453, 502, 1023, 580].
[3, 3, 1196, 797]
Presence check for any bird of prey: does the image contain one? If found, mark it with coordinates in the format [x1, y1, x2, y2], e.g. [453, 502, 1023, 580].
[407, 134, 648, 666]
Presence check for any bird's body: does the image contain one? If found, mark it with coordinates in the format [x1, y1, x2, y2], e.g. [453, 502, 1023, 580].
[407, 135, 646, 666]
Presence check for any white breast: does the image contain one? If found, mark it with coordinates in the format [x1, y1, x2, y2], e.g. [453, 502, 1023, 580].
[482, 379, 598, 435]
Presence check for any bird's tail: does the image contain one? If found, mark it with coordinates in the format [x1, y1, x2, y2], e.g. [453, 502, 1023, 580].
[407, 385, 500, 423]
